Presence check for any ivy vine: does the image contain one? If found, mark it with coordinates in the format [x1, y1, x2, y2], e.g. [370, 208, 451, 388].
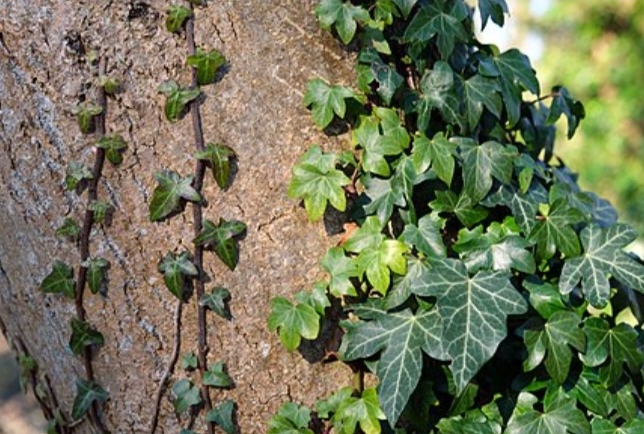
[269, 1, 644, 433]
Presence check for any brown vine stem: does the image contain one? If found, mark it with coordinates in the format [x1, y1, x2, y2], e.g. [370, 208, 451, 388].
[73, 56, 109, 433]
[186, 6, 215, 433]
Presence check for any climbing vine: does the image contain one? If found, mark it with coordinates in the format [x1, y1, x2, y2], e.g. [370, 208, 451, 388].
[149, 2, 244, 433]
[269, 1, 644, 433]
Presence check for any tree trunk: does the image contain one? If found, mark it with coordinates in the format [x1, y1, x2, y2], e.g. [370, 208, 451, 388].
[0, 0, 353, 432]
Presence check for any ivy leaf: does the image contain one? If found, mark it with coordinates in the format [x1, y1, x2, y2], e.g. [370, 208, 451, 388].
[95, 135, 127, 165]
[172, 379, 202, 414]
[65, 161, 93, 191]
[569, 370, 611, 418]
[523, 280, 568, 320]
[483, 184, 549, 234]
[430, 190, 489, 228]
[582, 318, 643, 387]
[194, 143, 236, 190]
[404, 1, 469, 59]
[55, 218, 80, 241]
[149, 171, 202, 222]
[187, 48, 226, 86]
[304, 78, 358, 128]
[354, 237, 409, 296]
[362, 175, 406, 225]
[560, 223, 644, 308]
[340, 308, 443, 425]
[69, 318, 104, 355]
[166, 5, 193, 33]
[180, 352, 198, 370]
[546, 86, 585, 139]
[206, 399, 237, 434]
[203, 362, 233, 388]
[321, 247, 359, 297]
[268, 297, 320, 352]
[157, 80, 200, 122]
[194, 218, 246, 270]
[287, 146, 350, 221]
[40, 261, 75, 298]
[71, 104, 103, 134]
[393, 0, 417, 19]
[437, 416, 500, 434]
[157, 251, 198, 300]
[523, 311, 585, 384]
[458, 139, 514, 203]
[199, 287, 232, 320]
[315, 0, 370, 45]
[590, 419, 644, 434]
[506, 388, 590, 434]
[88, 200, 113, 224]
[411, 259, 527, 392]
[352, 114, 397, 177]
[413, 61, 461, 131]
[478, 0, 508, 30]
[331, 387, 386, 434]
[80, 257, 109, 295]
[71, 379, 108, 421]
[412, 132, 457, 185]
[528, 198, 585, 261]
[371, 61, 403, 105]
[268, 402, 314, 434]
[461, 74, 503, 132]
[294, 283, 331, 315]
[401, 213, 446, 259]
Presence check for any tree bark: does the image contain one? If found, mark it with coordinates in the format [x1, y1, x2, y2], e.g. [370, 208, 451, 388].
[0, 0, 354, 432]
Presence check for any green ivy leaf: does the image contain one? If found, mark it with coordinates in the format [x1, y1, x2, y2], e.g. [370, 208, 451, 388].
[88, 200, 113, 224]
[404, 1, 469, 59]
[293, 282, 331, 315]
[362, 175, 406, 226]
[523, 280, 568, 320]
[187, 48, 226, 86]
[371, 61, 403, 105]
[304, 78, 358, 129]
[268, 402, 313, 434]
[206, 399, 237, 434]
[149, 170, 202, 222]
[437, 415, 500, 434]
[560, 223, 644, 308]
[40, 261, 75, 298]
[71, 379, 108, 421]
[268, 297, 320, 352]
[203, 362, 233, 388]
[158, 80, 200, 122]
[80, 257, 109, 295]
[401, 213, 446, 259]
[569, 370, 611, 418]
[157, 251, 198, 300]
[195, 143, 235, 190]
[180, 352, 198, 370]
[461, 74, 503, 132]
[411, 258, 527, 392]
[590, 418, 644, 434]
[582, 318, 643, 388]
[194, 218, 246, 270]
[69, 318, 104, 355]
[65, 161, 93, 191]
[166, 5, 193, 33]
[528, 197, 585, 261]
[99, 75, 120, 96]
[523, 311, 586, 384]
[315, 0, 370, 45]
[430, 190, 489, 228]
[96, 135, 127, 165]
[172, 379, 201, 414]
[287, 146, 351, 221]
[71, 104, 103, 134]
[483, 184, 549, 234]
[478, 0, 508, 30]
[340, 308, 443, 425]
[199, 287, 232, 320]
[392, 0, 417, 18]
[55, 218, 80, 241]
[546, 86, 585, 139]
[458, 139, 514, 203]
[412, 132, 457, 185]
[331, 387, 386, 434]
[320, 247, 359, 297]
[413, 61, 461, 131]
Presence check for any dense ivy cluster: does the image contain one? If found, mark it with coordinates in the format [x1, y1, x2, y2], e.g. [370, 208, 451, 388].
[269, 1, 644, 433]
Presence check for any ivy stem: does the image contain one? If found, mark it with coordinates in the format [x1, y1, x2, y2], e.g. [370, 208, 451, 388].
[186, 6, 215, 433]
[74, 56, 108, 433]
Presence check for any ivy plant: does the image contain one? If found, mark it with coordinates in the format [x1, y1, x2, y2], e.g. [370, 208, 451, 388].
[269, 1, 644, 433]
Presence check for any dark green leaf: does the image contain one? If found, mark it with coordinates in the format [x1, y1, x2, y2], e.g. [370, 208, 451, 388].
[362, 175, 406, 226]
[458, 138, 514, 203]
[80, 257, 109, 295]
[430, 190, 489, 228]
[69, 318, 104, 355]
[195, 143, 235, 189]
[524, 280, 567, 320]
[96, 135, 127, 165]
[65, 161, 93, 191]
[412, 132, 457, 185]
[461, 74, 503, 132]
[40, 261, 75, 298]
[528, 198, 585, 261]
[393, 0, 417, 19]
[303, 78, 358, 128]
[194, 218, 246, 270]
[570, 371, 611, 418]
[401, 213, 446, 258]
[166, 5, 193, 33]
[71, 379, 108, 421]
[268, 297, 320, 352]
[483, 183, 549, 234]
[203, 362, 233, 388]
[404, 1, 469, 59]
[172, 379, 201, 414]
[413, 61, 461, 131]
[157, 80, 200, 122]
[55, 218, 80, 241]
[371, 61, 403, 105]
[149, 170, 202, 222]
[331, 387, 385, 434]
[206, 399, 237, 434]
[199, 287, 232, 320]
[546, 86, 585, 139]
[315, 0, 370, 45]
[478, 0, 508, 30]
[591, 418, 644, 434]
[187, 48, 226, 86]
[268, 402, 313, 434]
[157, 251, 198, 300]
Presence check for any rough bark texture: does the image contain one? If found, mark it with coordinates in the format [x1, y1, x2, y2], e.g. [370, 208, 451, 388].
[0, 1, 354, 432]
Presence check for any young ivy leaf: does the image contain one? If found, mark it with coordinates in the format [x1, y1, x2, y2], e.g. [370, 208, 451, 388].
[187, 48, 226, 86]
[88, 200, 113, 224]
[96, 135, 127, 166]
[80, 257, 109, 295]
[412, 132, 457, 186]
[157, 251, 198, 300]
[315, 0, 370, 45]
[527, 197, 585, 261]
[320, 246, 359, 297]
[99, 75, 120, 96]
[287, 145, 351, 222]
[69, 318, 104, 355]
[413, 61, 462, 132]
[172, 379, 202, 414]
[461, 74, 503, 133]
[65, 161, 93, 191]
[205, 399, 237, 434]
[293, 282, 331, 316]
[194, 219, 246, 270]
[55, 217, 80, 241]
[546, 86, 585, 139]
[404, 1, 469, 59]
[157, 80, 201, 122]
[458, 138, 514, 203]
[166, 5, 193, 33]
[194, 143, 236, 190]
[268, 297, 320, 352]
[400, 213, 446, 259]
[71, 104, 103, 134]
[199, 287, 232, 320]
[430, 190, 489, 228]
[268, 402, 313, 434]
[180, 352, 198, 371]
[40, 261, 75, 299]
[303, 78, 358, 129]
[331, 387, 386, 434]
[71, 379, 108, 421]
[203, 362, 233, 388]
[149, 171, 202, 222]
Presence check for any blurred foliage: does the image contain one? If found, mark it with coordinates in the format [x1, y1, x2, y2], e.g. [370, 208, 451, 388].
[528, 0, 644, 234]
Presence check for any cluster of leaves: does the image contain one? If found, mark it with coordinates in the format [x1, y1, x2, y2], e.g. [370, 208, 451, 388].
[273, 0, 644, 433]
